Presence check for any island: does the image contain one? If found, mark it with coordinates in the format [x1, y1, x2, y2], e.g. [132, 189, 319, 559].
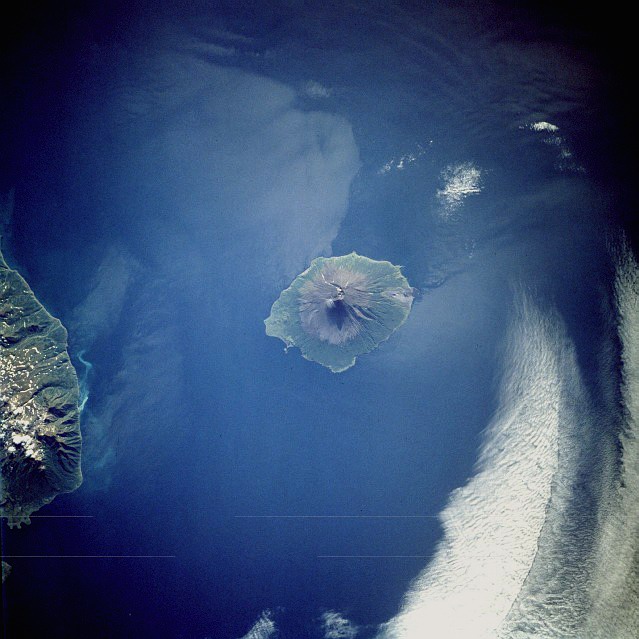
[265, 252, 415, 372]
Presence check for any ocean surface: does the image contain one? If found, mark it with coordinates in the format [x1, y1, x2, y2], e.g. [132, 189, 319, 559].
[1, 2, 637, 638]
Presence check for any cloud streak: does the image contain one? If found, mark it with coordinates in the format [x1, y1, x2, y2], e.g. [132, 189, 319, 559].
[376, 243, 639, 638]
[376, 293, 585, 638]
[579, 245, 639, 637]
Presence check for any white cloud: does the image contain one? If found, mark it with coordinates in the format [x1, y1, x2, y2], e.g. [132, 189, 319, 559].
[579, 243, 639, 637]
[529, 121, 559, 132]
[376, 294, 583, 638]
[436, 162, 482, 216]
[322, 611, 358, 638]
[238, 610, 277, 639]
[378, 141, 431, 175]
[377, 256, 639, 638]
[525, 121, 585, 173]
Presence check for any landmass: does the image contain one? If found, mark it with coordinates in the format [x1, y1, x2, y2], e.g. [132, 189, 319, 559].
[265, 252, 414, 372]
[0, 248, 82, 531]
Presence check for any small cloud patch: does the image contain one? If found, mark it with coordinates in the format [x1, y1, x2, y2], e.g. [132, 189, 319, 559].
[529, 121, 559, 133]
[238, 610, 277, 639]
[302, 80, 332, 99]
[321, 611, 358, 638]
[436, 162, 482, 217]
[378, 141, 432, 175]
[524, 121, 585, 173]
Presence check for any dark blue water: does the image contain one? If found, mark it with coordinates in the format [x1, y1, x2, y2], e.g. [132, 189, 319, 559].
[1, 2, 636, 638]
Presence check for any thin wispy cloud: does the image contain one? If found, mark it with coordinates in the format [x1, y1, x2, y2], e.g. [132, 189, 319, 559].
[322, 611, 358, 638]
[69, 245, 140, 351]
[199, 42, 237, 57]
[303, 80, 332, 99]
[204, 27, 255, 44]
[0, 189, 21, 273]
[78, 277, 185, 491]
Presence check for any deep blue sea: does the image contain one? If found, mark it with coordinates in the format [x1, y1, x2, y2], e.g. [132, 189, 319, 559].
[1, 2, 637, 638]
